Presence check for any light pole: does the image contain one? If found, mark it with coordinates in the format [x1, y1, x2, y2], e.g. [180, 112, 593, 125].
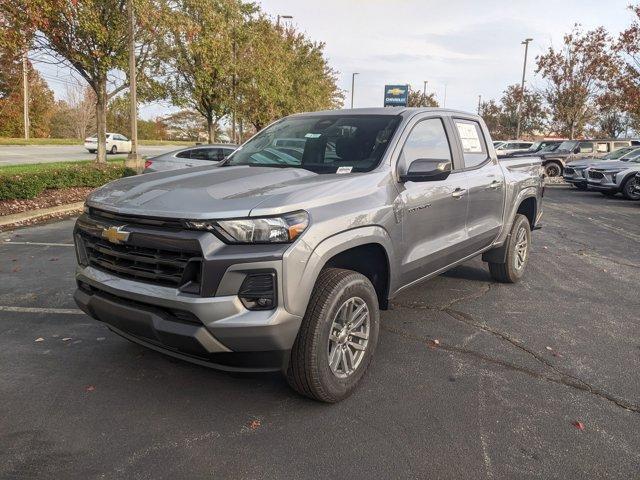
[516, 38, 533, 139]
[351, 72, 359, 109]
[477, 94, 482, 115]
[443, 84, 447, 108]
[422, 80, 428, 106]
[276, 14, 293, 27]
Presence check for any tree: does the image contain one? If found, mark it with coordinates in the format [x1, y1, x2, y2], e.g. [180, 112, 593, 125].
[498, 84, 547, 138]
[536, 26, 617, 139]
[160, 0, 250, 143]
[478, 99, 505, 139]
[615, 5, 640, 133]
[406, 87, 439, 107]
[160, 109, 205, 141]
[0, 48, 55, 137]
[1, 0, 163, 161]
[236, 19, 342, 131]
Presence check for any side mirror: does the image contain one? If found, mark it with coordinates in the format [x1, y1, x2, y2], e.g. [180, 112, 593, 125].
[400, 158, 452, 182]
[573, 147, 580, 154]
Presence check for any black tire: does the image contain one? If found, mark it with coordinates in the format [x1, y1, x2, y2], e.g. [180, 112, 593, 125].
[88, 149, 96, 154]
[287, 268, 380, 403]
[110, 145, 117, 155]
[621, 176, 640, 201]
[488, 214, 531, 284]
[544, 161, 562, 177]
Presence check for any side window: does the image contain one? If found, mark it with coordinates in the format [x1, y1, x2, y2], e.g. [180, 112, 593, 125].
[175, 150, 191, 159]
[613, 142, 628, 150]
[222, 148, 234, 159]
[596, 142, 609, 153]
[189, 148, 212, 160]
[454, 119, 488, 168]
[578, 142, 594, 153]
[400, 118, 452, 168]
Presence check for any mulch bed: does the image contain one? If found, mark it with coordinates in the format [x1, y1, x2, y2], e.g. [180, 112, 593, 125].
[0, 187, 93, 217]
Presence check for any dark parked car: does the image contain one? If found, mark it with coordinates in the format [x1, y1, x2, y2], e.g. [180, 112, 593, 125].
[540, 139, 637, 177]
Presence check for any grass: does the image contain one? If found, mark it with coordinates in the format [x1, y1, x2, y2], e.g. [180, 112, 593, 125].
[0, 137, 197, 146]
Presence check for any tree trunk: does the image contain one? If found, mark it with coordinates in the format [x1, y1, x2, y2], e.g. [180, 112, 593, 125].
[207, 115, 215, 144]
[95, 79, 108, 164]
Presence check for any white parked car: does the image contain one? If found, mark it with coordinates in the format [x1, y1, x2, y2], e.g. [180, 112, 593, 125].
[84, 133, 132, 154]
[143, 144, 238, 173]
[495, 140, 534, 156]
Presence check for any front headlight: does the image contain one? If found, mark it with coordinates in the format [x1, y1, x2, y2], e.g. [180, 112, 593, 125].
[185, 211, 309, 244]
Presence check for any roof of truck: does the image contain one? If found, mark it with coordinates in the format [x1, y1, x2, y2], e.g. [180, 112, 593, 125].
[290, 107, 477, 117]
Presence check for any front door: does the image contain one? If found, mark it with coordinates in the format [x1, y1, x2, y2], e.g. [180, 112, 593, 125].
[397, 116, 469, 286]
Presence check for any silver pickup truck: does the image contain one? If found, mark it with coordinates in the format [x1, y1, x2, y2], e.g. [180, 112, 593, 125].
[73, 108, 544, 402]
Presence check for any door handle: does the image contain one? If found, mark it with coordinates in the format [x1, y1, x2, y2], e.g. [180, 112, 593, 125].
[489, 180, 502, 189]
[451, 188, 467, 199]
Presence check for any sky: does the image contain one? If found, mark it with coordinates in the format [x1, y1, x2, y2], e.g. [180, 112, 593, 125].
[35, 0, 637, 119]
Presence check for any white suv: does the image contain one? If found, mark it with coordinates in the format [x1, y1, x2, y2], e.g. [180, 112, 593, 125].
[84, 133, 132, 155]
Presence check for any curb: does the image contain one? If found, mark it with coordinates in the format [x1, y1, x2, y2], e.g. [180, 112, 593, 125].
[0, 202, 84, 228]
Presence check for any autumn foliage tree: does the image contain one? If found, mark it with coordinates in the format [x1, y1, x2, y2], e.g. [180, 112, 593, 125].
[536, 26, 618, 139]
[0, 0, 164, 161]
[615, 5, 640, 132]
[406, 87, 439, 108]
[478, 85, 546, 140]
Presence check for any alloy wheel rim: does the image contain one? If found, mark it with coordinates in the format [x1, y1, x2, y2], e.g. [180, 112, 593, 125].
[327, 297, 370, 378]
[514, 227, 528, 270]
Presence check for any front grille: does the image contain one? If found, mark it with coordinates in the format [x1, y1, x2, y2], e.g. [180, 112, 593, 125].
[78, 231, 202, 289]
[564, 167, 575, 175]
[589, 170, 605, 179]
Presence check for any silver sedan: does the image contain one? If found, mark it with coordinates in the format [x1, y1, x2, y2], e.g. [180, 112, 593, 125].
[144, 144, 238, 173]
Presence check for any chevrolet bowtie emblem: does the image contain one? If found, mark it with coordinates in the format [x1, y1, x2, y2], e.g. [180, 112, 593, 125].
[101, 225, 130, 244]
[387, 88, 405, 96]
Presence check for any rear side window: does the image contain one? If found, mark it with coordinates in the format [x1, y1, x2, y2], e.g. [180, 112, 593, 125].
[454, 119, 488, 168]
[578, 142, 594, 153]
[190, 148, 220, 161]
[400, 118, 452, 167]
[614, 142, 629, 149]
[175, 150, 191, 159]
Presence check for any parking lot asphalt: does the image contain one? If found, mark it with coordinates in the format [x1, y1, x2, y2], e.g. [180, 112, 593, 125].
[1, 185, 639, 479]
[0, 145, 178, 165]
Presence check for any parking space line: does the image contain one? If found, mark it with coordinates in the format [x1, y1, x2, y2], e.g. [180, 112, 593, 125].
[1, 241, 74, 247]
[0, 306, 84, 315]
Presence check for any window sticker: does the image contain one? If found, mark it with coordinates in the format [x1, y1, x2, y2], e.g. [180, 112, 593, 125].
[336, 166, 353, 174]
[305, 133, 322, 139]
[456, 122, 482, 153]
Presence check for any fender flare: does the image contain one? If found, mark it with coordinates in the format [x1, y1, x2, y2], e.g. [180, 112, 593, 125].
[282, 226, 395, 317]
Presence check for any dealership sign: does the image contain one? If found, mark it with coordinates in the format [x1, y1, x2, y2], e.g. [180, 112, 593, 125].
[383, 85, 409, 107]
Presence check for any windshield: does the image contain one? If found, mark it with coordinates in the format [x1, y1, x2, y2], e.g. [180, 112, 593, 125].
[224, 114, 401, 174]
[557, 140, 578, 152]
[606, 147, 637, 160]
[624, 149, 640, 162]
[539, 142, 559, 152]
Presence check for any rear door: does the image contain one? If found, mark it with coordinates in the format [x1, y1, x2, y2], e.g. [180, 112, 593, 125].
[397, 115, 470, 286]
[452, 117, 504, 250]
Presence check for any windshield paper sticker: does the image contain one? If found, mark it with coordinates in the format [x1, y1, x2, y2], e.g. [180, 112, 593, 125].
[456, 123, 482, 153]
[336, 166, 353, 174]
[305, 133, 322, 139]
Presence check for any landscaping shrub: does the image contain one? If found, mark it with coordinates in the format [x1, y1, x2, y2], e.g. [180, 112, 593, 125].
[0, 163, 136, 201]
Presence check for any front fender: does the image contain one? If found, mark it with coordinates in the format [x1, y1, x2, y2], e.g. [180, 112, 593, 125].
[282, 226, 395, 317]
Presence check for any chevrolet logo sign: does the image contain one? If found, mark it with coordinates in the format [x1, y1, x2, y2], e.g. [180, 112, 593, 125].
[101, 225, 130, 244]
[387, 88, 405, 96]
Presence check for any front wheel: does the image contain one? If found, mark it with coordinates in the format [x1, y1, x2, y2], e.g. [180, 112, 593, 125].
[621, 177, 640, 200]
[287, 268, 379, 403]
[488, 214, 531, 283]
[110, 145, 117, 155]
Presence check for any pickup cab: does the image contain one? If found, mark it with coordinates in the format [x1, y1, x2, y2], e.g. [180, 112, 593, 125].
[73, 108, 544, 402]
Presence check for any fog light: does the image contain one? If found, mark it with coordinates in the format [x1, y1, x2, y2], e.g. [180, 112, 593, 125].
[238, 272, 276, 311]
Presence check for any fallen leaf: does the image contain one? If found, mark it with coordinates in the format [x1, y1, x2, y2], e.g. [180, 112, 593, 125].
[248, 419, 261, 430]
[85, 385, 96, 393]
[35, 337, 45, 342]
[546, 346, 553, 351]
[572, 421, 585, 431]
[432, 339, 440, 346]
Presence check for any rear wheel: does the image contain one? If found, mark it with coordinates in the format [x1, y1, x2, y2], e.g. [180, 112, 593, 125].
[621, 177, 640, 200]
[110, 145, 117, 155]
[287, 268, 379, 403]
[488, 214, 531, 284]
[88, 149, 96, 154]
[544, 161, 562, 178]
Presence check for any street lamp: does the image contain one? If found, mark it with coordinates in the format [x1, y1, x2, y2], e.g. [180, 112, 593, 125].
[351, 72, 359, 109]
[276, 14, 293, 27]
[422, 80, 428, 105]
[516, 38, 533, 139]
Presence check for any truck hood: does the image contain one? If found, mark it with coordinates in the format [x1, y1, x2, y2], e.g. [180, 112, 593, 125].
[589, 160, 636, 170]
[566, 158, 600, 168]
[87, 165, 382, 219]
